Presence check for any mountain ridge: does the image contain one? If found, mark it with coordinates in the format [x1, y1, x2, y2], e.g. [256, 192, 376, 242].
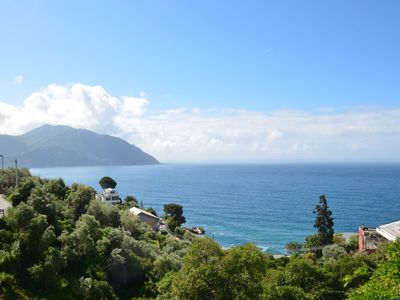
[0, 125, 159, 167]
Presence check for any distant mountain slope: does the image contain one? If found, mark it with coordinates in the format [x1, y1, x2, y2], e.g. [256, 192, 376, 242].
[0, 125, 159, 167]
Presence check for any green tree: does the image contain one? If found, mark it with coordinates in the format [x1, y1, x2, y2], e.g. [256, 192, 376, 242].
[282, 256, 335, 298]
[313, 195, 334, 246]
[0, 167, 31, 196]
[322, 244, 347, 263]
[0, 272, 29, 299]
[0, 172, 197, 299]
[8, 177, 39, 207]
[42, 178, 67, 200]
[124, 195, 138, 207]
[158, 238, 224, 300]
[349, 242, 400, 299]
[304, 234, 322, 252]
[27, 188, 58, 226]
[325, 254, 374, 292]
[220, 243, 267, 299]
[285, 242, 303, 255]
[345, 235, 359, 253]
[79, 277, 118, 300]
[145, 207, 158, 216]
[99, 176, 117, 189]
[65, 184, 95, 221]
[87, 200, 120, 227]
[27, 247, 65, 294]
[157, 240, 269, 300]
[163, 203, 185, 231]
[120, 210, 149, 239]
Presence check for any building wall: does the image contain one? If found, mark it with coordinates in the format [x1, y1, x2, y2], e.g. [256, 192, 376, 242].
[138, 214, 160, 230]
[358, 226, 364, 253]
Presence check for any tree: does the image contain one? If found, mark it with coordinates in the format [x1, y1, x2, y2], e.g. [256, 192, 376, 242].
[313, 195, 334, 246]
[8, 177, 39, 207]
[349, 242, 400, 299]
[285, 242, 303, 255]
[346, 235, 359, 252]
[220, 244, 267, 299]
[0, 272, 29, 299]
[157, 238, 224, 300]
[99, 176, 117, 189]
[304, 234, 321, 252]
[87, 200, 120, 227]
[322, 244, 346, 262]
[124, 195, 138, 207]
[163, 203, 185, 231]
[42, 178, 67, 200]
[282, 256, 334, 298]
[65, 184, 95, 221]
[145, 207, 158, 216]
[27, 187, 58, 226]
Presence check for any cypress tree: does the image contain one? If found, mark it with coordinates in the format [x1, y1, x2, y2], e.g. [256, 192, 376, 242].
[313, 195, 334, 245]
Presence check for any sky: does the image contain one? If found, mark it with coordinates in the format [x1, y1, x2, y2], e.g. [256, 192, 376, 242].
[0, 0, 399, 162]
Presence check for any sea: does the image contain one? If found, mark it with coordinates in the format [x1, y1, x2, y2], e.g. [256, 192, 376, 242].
[31, 163, 400, 254]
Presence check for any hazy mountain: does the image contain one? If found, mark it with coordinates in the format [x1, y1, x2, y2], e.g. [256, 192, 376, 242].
[0, 125, 159, 167]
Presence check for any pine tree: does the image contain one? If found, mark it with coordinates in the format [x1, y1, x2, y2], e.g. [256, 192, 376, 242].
[313, 195, 334, 245]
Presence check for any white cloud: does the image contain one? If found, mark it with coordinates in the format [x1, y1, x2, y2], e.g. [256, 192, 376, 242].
[0, 83, 400, 162]
[14, 75, 24, 85]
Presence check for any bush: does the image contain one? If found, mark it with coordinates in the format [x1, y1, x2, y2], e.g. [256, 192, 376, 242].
[322, 244, 347, 262]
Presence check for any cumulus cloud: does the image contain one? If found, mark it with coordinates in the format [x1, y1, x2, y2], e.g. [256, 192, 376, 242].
[0, 83, 399, 162]
[14, 75, 24, 85]
[0, 83, 147, 135]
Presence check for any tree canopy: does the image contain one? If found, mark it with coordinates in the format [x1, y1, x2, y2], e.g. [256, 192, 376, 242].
[163, 203, 186, 231]
[0, 170, 397, 299]
[99, 176, 117, 189]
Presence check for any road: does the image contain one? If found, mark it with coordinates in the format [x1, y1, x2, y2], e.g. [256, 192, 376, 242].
[0, 194, 11, 215]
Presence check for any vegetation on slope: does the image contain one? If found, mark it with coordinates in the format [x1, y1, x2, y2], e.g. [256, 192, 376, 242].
[0, 168, 399, 299]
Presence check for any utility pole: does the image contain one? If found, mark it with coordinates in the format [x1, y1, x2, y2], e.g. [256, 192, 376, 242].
[0, 155, 3, 193]
[15, 159, 18, 187]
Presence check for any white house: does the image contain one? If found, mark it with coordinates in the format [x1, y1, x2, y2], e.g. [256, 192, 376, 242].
[96, 188, 122, 204]
[129, 207, 161, 231]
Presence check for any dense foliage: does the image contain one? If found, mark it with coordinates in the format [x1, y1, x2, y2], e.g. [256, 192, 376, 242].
[0, 169, 191, 299]
[163, 203, 186, 231]
[99, 176, 117, 189]
[0, 168, 399, 299]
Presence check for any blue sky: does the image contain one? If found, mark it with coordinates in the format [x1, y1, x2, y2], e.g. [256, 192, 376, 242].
[0, 1, 400, 161]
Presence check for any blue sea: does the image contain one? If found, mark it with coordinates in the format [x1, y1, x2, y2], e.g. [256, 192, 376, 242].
[31, 164, 400, 253]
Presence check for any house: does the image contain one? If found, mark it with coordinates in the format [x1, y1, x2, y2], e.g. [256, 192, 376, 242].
[376, 220, 400, 241]
[96, 188, 122, 204]
[129, 207, 161, 231]
[358, 220, 400, 253]
[358, 226, 385, 253]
